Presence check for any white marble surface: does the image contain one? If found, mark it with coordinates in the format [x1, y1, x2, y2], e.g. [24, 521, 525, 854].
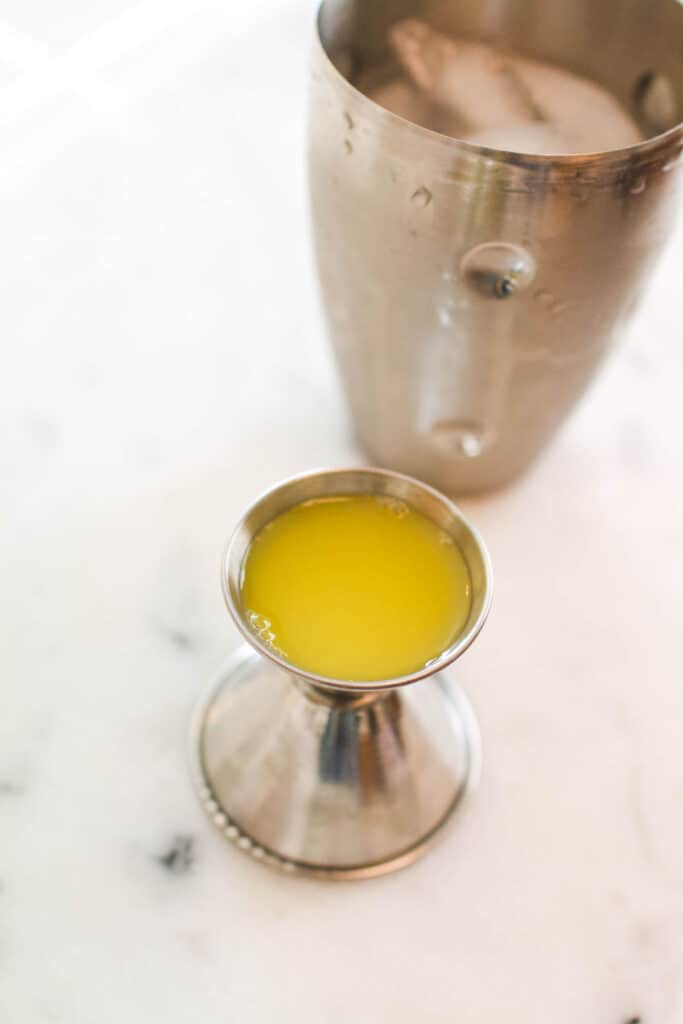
[2, 3, 683, 1022]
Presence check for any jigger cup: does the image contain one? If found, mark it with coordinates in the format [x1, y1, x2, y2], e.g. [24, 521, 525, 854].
[190, 468, 492, 879]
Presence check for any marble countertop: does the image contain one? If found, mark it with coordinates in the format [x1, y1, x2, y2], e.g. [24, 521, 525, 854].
[3, 2, 683, 1021]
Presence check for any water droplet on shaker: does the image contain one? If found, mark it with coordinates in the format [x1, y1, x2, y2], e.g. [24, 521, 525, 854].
[461, 242, 535, 299]
[437, 300, 458, 326]
[344, 139, 353, 155]
[550, 301, 570, 317]
[630, 177, 646, 194]
[411, 186, 432, 208]
[430, 420, 489, 459]
[569, 185, 589, 204]
[344, 111, 354, 130]
[662, 152, 682, 173]
[458, 432, 483, 458]
[534, 289, 555, 310]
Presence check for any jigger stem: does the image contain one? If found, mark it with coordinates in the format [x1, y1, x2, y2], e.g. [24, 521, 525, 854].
[292, 675, 390, 709]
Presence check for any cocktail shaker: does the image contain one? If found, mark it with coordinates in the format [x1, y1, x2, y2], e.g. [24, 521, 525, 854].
[309, 0, 683, 493]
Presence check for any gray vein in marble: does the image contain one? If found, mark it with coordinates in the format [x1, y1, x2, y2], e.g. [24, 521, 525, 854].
[22, 413, 63, 450]
[628, 762, 657, 873]
[0, 780, 24, 796]
[157, 835, 196, 875]
[166, 628, 196, 651]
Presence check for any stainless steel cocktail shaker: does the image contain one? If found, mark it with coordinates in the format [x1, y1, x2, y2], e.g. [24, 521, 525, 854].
[309, 0, 683, 493]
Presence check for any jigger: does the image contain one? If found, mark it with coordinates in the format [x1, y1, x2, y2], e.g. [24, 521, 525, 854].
[190, 468, 492, 879]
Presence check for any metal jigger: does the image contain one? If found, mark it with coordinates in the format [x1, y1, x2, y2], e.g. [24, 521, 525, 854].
[190, 468, 492, 879]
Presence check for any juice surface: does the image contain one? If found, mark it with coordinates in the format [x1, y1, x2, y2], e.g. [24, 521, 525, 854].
[240, 494, 472, 681]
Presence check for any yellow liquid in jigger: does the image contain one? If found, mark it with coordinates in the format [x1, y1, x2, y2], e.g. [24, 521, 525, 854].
[240, 494, 472, 682]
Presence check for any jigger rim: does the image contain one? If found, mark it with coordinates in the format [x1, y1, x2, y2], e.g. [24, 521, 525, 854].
[221, 466, 493, 692]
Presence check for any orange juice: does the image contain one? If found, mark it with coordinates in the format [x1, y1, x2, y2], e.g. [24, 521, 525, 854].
[240, 494, 471, 681]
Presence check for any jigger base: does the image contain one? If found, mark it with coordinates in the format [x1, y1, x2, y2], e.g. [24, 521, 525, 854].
[190, 646, 481, 879]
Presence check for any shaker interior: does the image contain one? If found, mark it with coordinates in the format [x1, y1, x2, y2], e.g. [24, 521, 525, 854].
[319, 0, 683, 140]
